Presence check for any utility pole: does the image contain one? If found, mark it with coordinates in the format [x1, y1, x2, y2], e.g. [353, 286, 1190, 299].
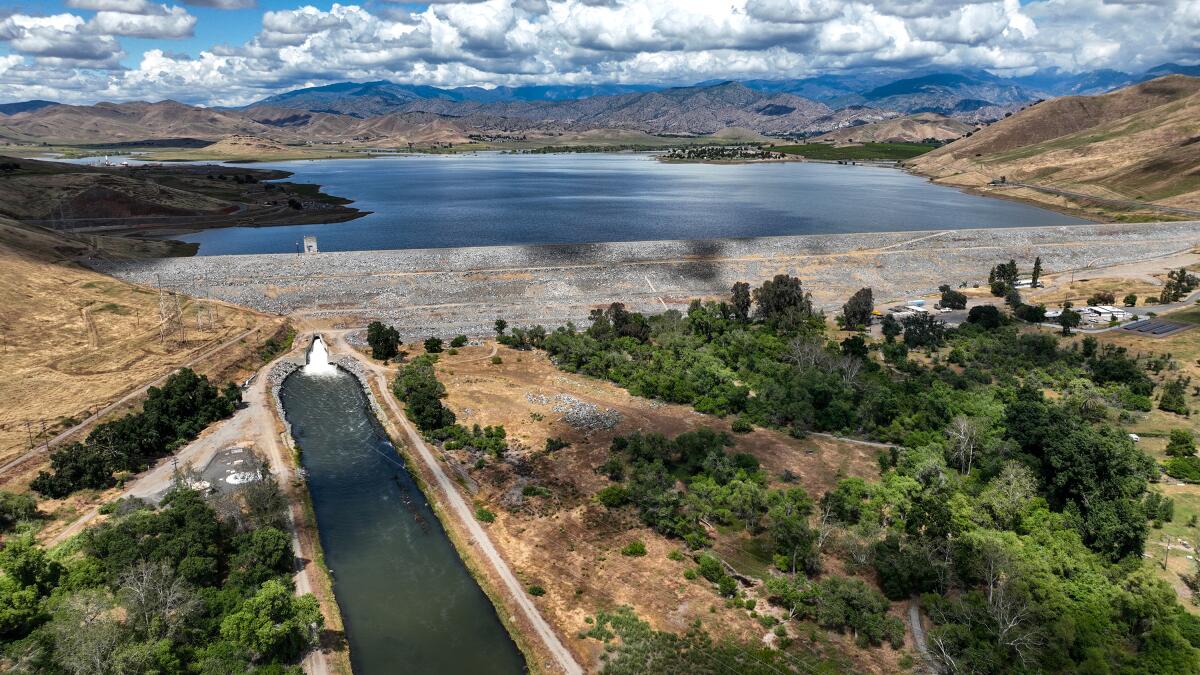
[40, 420, 47, 450]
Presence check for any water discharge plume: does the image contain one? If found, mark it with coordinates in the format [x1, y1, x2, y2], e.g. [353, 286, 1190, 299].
[303, 335, 338, 376]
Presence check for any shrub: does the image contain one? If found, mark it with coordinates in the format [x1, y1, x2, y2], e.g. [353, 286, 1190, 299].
[1165, 457, 1200, 482]
[1124, 294, 1138, 307]
[475, 506, 496, 523]
[522, 485, 551, 498]
[544, 437, 570, 453]
[684, 568, 698, 580]
[717, 576, 738, 597]
[0, 491, 37, 530]
[621, 540, 647, 557]
[595, 485, 630, 508]
[1167, 429, 1197, 458]
[450, 335, 468, 348]
[423, 337, 444, 353]
[491, 355, 503, 365]
[667, 549, 685, 562]
[731, 417, 753, 433]
[528, 585, 545, 596]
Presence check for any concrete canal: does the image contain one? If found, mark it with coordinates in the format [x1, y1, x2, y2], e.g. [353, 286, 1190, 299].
[279, 341, 526, 673]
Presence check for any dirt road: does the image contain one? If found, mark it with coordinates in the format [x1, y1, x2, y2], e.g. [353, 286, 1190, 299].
[329, 334, 584, 675]
[45, 347, 335, 675]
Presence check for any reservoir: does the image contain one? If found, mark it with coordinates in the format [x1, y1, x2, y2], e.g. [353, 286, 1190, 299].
[279, 347, 525, 674]
[178, 152, 1090, 255]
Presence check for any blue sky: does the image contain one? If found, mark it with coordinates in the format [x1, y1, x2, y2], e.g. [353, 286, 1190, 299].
[0, 1, 1196, 106]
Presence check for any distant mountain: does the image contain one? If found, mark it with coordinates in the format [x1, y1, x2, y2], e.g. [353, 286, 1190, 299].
[1143, 63, 1200, 79]
[247, 81, 664, 116]
[0, 100, 59, 116]
[814, 113, 973, 144]
[859, 72, 1040, 115]
[910, 75, 1200, 212]
[1011, 69, 1135, 96]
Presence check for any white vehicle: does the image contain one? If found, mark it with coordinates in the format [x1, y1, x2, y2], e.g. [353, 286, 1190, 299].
[1129, 433, 1141, 442]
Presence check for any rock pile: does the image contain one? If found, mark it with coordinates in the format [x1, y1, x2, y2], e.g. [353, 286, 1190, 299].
[551, 394, 621, 431]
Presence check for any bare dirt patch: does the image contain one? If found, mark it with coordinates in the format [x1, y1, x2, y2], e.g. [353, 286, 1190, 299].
[431, 344, 899, 670]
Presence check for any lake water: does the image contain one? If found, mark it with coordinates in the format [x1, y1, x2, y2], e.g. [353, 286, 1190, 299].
[176, 152, 1090, 255]
[279, 365, 526, 675]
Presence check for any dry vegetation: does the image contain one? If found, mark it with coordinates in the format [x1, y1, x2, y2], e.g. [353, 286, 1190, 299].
[428, 344, 912, 672]
[0, 219, 283, 513]
[910, 75, 1200, 215]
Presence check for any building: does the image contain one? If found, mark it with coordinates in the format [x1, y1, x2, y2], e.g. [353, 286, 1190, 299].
[303, 235, 319, 254]
[1083, 305, 1129, 323]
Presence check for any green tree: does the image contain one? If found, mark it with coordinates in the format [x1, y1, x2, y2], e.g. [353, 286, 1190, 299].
[423, 337, 443, 353]
[840, 287, 873, 331]
[730, 282, 751, 322]
[768, 488, 815, 574]
[1167, 429, 1197, 458]
[366, 321, 401, 361]
[880, 314, 902, 342]
[1031, 256, 1043, 287]
[1159, 377, 1191, 415]
[939, 285, 967, 310]
[0, 490, 37, 531]
[1058, 308, 1081, 335]
[1123, 293, 1138, 307]
[494, 318, 507, 335]
[219, 579, 322, 663]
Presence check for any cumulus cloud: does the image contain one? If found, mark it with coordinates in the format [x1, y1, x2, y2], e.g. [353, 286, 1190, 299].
[89, 6, 197, 38]
[0, 13, 123, 63]
[66, 0, 157, 12]
[1, 0, 1197, 105]
[182, 0, 256, 7]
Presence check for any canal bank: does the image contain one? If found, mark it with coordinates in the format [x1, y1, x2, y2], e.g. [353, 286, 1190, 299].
[274, 336, 529, 674]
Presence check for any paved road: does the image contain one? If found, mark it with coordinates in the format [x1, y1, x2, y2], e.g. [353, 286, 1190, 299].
[330, 334, 584, 675]
[0, 326, 261, 477]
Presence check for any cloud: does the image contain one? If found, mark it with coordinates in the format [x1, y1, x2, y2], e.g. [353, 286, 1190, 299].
[0, 13, 123, 63]
[66, 0, 157, 12]
[0, 0, 1197, 105]
[181, 0, 256, 8]
[89, 6, 197, 38]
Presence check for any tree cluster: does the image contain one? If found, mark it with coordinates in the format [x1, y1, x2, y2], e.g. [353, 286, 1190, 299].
[366, 321, 401, 361]
[31, 369, 241, 499]
[0, 486, 320, 671]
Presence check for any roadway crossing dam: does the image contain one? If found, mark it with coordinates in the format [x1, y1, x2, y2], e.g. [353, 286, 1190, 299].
[279, 340, 525, 674]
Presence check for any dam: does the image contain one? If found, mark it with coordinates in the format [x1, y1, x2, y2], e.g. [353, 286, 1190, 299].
[95, 221, 1200, 338]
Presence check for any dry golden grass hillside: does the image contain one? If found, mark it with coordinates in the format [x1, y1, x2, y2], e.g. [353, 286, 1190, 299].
[815, 113, 972, 144]
[0, 218, 282, 492]
[909, 75, 1200, 211]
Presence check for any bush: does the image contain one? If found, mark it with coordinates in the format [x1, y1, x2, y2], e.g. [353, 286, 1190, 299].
[621, 540, 647, 557]
[731, 417, 753, 433]
[544, 437, 570, 453]
[0, 491, 37, 530]
[1166, 429, 1197, 458]
[522, 485, 551, 497]
[683, 568, 698, 580]
[450, 335, 468, 348]
[475, 506, 496, 523]
[528, 585, 545, 596]
[1124, 294, 1138, 307]
[423, 337, 444, 353]
[595, 485, 630, 508]
[1165, 457, 1200, 482]
[490, 355, 503, 365]
[1087, 291, 1116, 306]
[668, 549, 685, 562]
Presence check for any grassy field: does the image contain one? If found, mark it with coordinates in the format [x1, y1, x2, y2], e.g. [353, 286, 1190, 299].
[773, 142, 936, 160]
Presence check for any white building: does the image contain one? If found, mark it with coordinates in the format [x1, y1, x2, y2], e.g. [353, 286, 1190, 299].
[1083, 305, 1129, 323]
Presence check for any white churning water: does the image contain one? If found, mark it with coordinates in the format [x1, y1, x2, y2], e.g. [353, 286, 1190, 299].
[303, 335, 338, 376]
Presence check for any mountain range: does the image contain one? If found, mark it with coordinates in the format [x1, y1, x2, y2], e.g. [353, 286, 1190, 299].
[0, 63, 1195, 146]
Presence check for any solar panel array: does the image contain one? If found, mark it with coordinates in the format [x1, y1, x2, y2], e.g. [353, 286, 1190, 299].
[1121, 319, 1192, 336]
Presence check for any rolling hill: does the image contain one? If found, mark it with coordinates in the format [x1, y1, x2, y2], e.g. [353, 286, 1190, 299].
[813, 113, 973, 144]
[908, 75, 1200, 212]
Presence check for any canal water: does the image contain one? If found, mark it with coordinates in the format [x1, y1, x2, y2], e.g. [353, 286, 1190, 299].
[279, 361, 525, 674]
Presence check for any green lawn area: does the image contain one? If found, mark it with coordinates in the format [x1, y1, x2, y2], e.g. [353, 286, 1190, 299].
[1165, 305, 1200, 325]
[773, 142, 936, 161]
